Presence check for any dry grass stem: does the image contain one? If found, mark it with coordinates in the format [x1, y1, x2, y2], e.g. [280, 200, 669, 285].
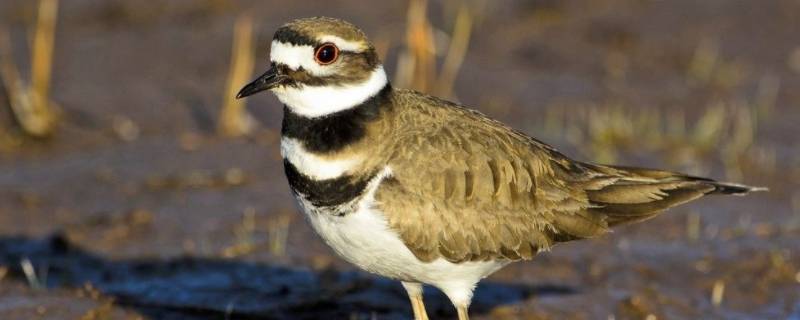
[220, 208, 292, 258]
[222, 207, 257, 258]
[711, 280, 725, 307]
[268, 212, 292, 257]
[692, 102, 725, 149]
[394, 0, 475, 98]
[31, 0, 58, 112]
[435, 3, 473, 97]
[0, 0, 60, 138]
[688, 39, 719, 84]
[395, 0, 435, 91]
[219, 14, 257, 137]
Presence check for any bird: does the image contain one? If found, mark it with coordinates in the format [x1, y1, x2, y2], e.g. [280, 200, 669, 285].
[236, 17, 765, 320]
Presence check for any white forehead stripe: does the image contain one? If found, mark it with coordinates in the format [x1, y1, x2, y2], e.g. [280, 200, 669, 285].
[270, 41, 326, 75]
[281, 137, 362, 180]
[272, 66, 388, 118]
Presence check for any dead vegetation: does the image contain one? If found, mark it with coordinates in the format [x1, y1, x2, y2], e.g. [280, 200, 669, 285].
[536, 40, 779, 184]
[535, 93, 776, 181]
[218, 13, 258, 137]
[392, 0, 482, 99]
[221, 207, 293, 258]
[0, 0, 60, 139]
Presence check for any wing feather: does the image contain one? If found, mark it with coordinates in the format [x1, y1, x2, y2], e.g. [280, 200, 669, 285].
[374, 90, 761, 262]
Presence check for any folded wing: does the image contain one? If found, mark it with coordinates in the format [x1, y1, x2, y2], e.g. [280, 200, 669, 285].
[376, 91, 762, 263]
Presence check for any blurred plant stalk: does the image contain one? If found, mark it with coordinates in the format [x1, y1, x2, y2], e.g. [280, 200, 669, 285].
[394, 0, 476, 99]
[221, 208, 292, 258]
[0, 0, 60, 138]
[222, 207, 258, 258]
[218, 14, 258, 137]
[436, 3, 473, 98]
[267, 212, 292, 257]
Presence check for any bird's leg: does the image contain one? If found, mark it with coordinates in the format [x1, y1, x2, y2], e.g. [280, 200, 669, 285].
[456, 305, 470, 320]
[401, 281, 429, 320]
[411, 296, 428, 320]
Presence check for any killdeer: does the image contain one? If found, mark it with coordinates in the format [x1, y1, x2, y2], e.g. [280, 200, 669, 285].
[236, 17, 764, 320]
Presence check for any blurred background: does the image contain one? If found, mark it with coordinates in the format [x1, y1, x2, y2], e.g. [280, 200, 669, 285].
[0, 0, 798, 319]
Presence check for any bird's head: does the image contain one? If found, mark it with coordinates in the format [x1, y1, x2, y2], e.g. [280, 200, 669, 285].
[237, 17, 388, 118]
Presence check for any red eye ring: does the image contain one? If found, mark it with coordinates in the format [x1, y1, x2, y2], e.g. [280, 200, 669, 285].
[314, 43, 339, 65]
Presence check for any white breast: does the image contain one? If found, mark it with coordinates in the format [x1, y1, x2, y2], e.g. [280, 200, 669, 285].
[296, 166, 508, 306]
[280, 137, 362, 180]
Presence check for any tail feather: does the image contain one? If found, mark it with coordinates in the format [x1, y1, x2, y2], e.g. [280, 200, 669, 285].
[584, 164, 766, 227]
[706, 181, 768, 195]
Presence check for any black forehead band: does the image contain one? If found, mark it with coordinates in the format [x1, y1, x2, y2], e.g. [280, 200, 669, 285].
[273, 28, 316, 46]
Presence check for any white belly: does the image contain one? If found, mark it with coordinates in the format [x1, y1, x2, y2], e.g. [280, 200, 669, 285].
[295, 167, 508, 305]
[305, 204, 506, 283]
[290, 167, 509, 303]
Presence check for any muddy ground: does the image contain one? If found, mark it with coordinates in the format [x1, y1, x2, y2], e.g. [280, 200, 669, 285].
[0, 0, 799, 319]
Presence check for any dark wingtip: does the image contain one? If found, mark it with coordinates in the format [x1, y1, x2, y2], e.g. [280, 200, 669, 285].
[709, 182, 768, 196]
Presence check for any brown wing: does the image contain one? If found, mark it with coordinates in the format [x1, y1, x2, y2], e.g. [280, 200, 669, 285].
[375, 90, 759, 263]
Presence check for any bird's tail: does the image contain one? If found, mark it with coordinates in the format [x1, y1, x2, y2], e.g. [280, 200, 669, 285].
[704, 180, 768, 195]
[582, 164, 766, 227]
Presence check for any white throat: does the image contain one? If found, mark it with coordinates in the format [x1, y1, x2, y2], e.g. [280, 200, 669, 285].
[272, 66, 388, 118]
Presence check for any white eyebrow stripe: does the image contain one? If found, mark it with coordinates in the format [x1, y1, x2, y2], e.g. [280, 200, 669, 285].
[269, 36, 368, 77]
[317, 35, 365, 52]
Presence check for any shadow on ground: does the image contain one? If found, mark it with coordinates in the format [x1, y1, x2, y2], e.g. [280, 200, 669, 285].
[0, 234, 576, 319]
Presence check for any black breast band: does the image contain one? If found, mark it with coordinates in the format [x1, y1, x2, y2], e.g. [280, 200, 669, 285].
[281, 85, 391, 153]
[283, 160, 375, 208]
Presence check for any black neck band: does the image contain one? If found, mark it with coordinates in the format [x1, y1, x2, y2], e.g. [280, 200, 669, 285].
[281, 84, 392, 153]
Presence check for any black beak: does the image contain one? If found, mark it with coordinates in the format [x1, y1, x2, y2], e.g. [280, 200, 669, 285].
[236, 66, 287, 99]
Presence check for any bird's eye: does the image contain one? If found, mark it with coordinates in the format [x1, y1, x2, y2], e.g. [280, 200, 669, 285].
[314, 43, 339, 65]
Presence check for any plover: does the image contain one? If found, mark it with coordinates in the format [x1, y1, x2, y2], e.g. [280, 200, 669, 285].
[236, 17, 764, 320]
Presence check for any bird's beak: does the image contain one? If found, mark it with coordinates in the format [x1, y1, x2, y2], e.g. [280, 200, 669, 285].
[236, 66, 288, 99]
